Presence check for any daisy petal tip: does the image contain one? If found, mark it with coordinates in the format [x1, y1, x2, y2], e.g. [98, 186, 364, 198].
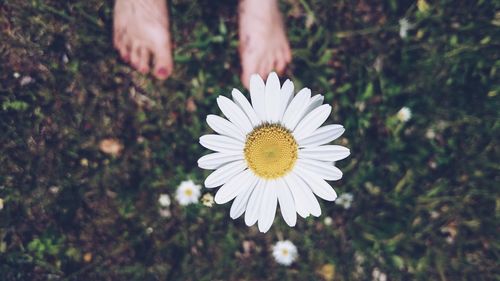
[250, 73, 263, 82]
[267, 71, 279, 81]
[214, 193, 224, 204]
[258, 223, 272, 233]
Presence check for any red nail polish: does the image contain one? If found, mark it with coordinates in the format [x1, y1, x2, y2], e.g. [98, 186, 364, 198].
[157, 67, 168, 77]
[123, 54, 130, 62]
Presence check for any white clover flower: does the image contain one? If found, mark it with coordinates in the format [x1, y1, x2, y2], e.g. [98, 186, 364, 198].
[399, 18, 414, 38]
[201, 193, 215, 207]
[175, 180, 201, 206]
[335, 193, 353, 209]
[397, 107, 412, 122]
[158, 194, 171, 207]
[272, 240, 298, 266]
[372, 267, 387, 281]
[198, 72, 350, 233]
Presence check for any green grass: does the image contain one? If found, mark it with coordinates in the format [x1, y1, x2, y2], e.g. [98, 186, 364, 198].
[1, 0, 499, 280]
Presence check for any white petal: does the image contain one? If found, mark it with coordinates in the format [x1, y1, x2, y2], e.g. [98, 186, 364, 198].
[276, 179, 297, 227]
[284, 172, 321, 217]
[245, 179, 266, 226]
[278, 79, 294, 122]
[206, 115, 245, 141]
[230, 176, 259, 219]
[198, 152, 243, 170]
[304, 94, 324, 116]
[265, 72, 281, 123]
[298, 125, 345, 147]
[258, 180, 277, 233]
[249, 74, 266, 121]
[204, 160, 247, 188]
[299, 145, 350, 162]
[292, 167, 337, 201]
[217, 96, 253, 134]
[232, 88, 261, 126]
[214, 169, 252, 204]
[282, 88, 311, 130]
[199, 134, 244, 153]
[293, 104, 332, 141]
[296, 158, 343, 181]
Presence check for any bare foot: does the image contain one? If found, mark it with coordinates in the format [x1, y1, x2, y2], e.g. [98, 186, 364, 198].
[113, 0, 173, 79]
[239, 0, 292, 88]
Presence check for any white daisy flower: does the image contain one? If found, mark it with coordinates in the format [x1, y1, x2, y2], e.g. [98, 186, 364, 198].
[335, 193, 353, 209]
[198, 72, 350, 233]
[158, 194, 171, 207]
[175, 180, 201, 206]
[396, 107, 412, 122]
[272, 240, 298, 266]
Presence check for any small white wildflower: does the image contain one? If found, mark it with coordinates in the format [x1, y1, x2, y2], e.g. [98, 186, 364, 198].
[335, 193, 354, 209]
[372, 267, 387, 281]
[445, 236, 454, 244]
[159, 208, 171, 218]
[62, 54, 69, 64]
[201, 193, 214, 207]
[20, 76, 34, 86]
[146, 227, 154, 234]
[158, 194, 171, 207]
[175, 180, 201, 206]
[323, 216, 333, 226]
[399, 18, 414, 38]
[355, 101, 366, 112]
[397, 107, 412, 122]
[80, 158, 89, 167]
[373, 56, 384, 73]
[13, 72, 20, 79]
[425, 129, 436, 139]
[49, 186, 60, 194]
[272, 240, 298, 266]
[430, 211, 440, 219]
[0, 198, 4, 210]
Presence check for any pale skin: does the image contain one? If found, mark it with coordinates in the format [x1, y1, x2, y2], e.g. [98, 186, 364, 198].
[113, 0, 291, 88]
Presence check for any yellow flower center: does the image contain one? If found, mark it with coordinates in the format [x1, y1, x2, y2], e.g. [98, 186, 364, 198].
[281, 249, 289, 256]
[184, 189, 193, 196]
[244, 124, 298, 179]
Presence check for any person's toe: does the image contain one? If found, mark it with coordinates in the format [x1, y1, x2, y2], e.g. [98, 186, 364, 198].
[241, 55, 259, 88]
[258, 56, 273, 79]
[152, 44, 173, 80]
[130, 43, 142, 70]
[275, 52, 287, 75]
[284, 45, 292, 63]
[117, 37, 131, 62]
[137, 47, 151, 74]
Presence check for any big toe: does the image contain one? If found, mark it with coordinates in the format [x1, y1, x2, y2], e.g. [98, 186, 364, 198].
[153, 45, 173, 80]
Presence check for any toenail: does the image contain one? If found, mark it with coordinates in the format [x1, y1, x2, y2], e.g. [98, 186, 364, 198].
[123, 54, 130, 62]
[157, 67, 168, 77]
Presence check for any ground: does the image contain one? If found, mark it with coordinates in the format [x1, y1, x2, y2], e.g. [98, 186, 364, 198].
[0, 0, 499, 280]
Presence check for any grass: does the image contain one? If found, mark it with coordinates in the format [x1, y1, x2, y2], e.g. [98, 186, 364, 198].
[1, 0, 499, 280]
